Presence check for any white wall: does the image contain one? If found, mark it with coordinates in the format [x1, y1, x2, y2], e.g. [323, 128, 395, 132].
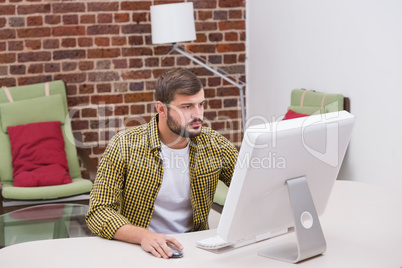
[246, 0, 402, 189]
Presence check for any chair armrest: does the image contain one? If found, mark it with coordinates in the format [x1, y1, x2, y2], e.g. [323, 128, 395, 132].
[76, 148, 97, 182]
[0, 182, 4, 215]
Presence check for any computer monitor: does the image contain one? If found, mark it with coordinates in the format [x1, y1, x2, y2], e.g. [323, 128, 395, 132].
[199, 111, 355, 263]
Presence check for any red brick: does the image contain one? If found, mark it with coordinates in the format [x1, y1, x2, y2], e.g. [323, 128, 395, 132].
[53, 26, 85, 36]
[229, 10, 243, 19]
[0, 78, 16, 87]
[67, 96, 90, 107]
[219, 0, 245, 8]
[80, 15, 96, 24]
[28, 64, 43, 74]
[97, 83, 112, 93]
[217, 86, 239, 97]
[53, 3, 85, 13]
[79, 61, 94, 71]
[129, 59, 143, 68]
[25, 39, 41, 50]
[98, 14, 113, 24]
[79, 84, 95, 94]
[71, 120, 89, 130]
[0, 29, 16, 39]
[224, 54, 237, 64]
[219, 21, 245, 31]
[17, 75, 52, 86]
[209, 33, 223, 42]
[124, 92, 154, 103]
[0, 5, 15, 15]
[18, 51, 50, 62]
[62, 38, 76, 48]
[196, 22, 218, 31]
[122, 47, 152, 57]
[27, 16, 43, 26]
[121, 70, 151, 80]
[88, 48, 120, 58]
[91, 94, 123, 104]
[78, 37, 93, 47]
[112, 59, 128, 69]
[87, 25, 119, 35]
[214, 10, 227, 20]
[0, 18, 6, 27]
[132, 12, 147, 23]
[62, 61, 77, 72]
[145, 57, 159, 67]
[54, 73, 86, 83]
[8, 41, 23, 51]
[88, 2, 119, 12]
[130, 104, 145, 114]
[121, 1, 152, 11]
[17, 27, 50, 38]
[63, 15, 79, 25]
[121, 24, 151, 34]
[43, 39, 59, 49]
[114, 13, 130, 23]
[128, 36, 144, 46]
[208, 99, 222, 109]
[153, 46, 171, 56]
[217, 43, 245, 53]
[53, 50, 86, 60]
[225, 32, 238, 41]
[198, 11, 213, 20]
[112, 36, 126, 46]
[83, 132, 99, 143]
[45, 15, 61, 25]
[10, 65, 26, 75]
[193, 0, 217, 8]
[95, 37, 110, 47]
[0, 42, 5, 52]
[17, 4, 50, 15]
[45, 62, 60, 73]
[186, 44, 216, 53]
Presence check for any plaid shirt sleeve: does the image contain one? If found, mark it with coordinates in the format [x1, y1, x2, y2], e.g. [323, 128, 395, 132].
[85, 133, 131, 240]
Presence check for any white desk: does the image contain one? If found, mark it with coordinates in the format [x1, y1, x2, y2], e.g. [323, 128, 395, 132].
[1, 181, 401, 268]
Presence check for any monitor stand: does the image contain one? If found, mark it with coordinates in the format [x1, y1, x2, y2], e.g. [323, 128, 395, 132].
[258, 176, 327, 263]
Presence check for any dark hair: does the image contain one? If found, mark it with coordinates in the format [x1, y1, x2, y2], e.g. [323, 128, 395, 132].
[155, 68, 202, 104]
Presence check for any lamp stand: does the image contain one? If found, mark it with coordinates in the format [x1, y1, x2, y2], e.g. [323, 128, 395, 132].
[171, 44, 246, 131]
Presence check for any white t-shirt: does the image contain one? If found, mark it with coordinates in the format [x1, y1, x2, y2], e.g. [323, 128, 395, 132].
[148, 142, 193, 234]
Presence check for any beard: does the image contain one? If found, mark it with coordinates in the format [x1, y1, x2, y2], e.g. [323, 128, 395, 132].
[166, 110, 203, 138]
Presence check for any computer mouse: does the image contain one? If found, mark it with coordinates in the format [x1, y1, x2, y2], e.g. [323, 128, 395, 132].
[167, 243, 183, 258]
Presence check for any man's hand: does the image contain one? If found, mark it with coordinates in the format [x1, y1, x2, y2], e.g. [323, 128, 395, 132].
[113, 224, 183, 259]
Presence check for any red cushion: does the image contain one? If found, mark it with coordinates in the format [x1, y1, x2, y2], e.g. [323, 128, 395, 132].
[283, 109, 309, 120]
[7, 121, 72, 187]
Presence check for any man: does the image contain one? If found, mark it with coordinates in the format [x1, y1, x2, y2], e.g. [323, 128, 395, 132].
[86, 67, 238, 259]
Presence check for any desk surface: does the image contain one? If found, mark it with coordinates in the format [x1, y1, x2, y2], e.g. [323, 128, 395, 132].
[1, 181, 401, 268]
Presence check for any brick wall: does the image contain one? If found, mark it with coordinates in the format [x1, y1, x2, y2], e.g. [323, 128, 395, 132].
[0, 0, 246, 168]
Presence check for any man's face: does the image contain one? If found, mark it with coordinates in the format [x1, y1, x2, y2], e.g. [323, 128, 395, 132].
[165, 89, 205, 138]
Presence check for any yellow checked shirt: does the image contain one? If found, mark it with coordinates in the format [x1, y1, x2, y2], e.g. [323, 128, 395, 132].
[86, 114, 238, 239]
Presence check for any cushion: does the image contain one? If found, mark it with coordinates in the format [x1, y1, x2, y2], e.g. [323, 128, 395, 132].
[0, 94, 65, 134]
[283, 109, 309, 120]
[7, 121, 72, 187]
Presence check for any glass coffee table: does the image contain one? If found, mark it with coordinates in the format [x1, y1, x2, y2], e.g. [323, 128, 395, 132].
[0, 203, 95, 248]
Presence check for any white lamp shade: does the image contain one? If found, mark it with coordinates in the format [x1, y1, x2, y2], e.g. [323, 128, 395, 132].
[150, 2, 196, 44]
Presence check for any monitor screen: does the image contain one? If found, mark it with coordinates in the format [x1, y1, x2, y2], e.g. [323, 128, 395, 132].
[214, 111, 355, 262]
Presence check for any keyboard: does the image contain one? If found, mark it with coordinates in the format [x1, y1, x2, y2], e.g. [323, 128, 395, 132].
[196, 235, 232, 249]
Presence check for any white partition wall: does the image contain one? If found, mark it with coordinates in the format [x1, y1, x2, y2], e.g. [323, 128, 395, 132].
[246, 0, 402, 188]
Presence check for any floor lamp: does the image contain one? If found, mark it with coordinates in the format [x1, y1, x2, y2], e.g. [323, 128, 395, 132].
[150, 2, 246, 130]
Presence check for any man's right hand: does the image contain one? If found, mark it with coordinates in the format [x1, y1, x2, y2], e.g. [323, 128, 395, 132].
[113, 224, 183, 259]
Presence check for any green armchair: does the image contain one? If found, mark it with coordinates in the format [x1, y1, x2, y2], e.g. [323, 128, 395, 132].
[0, 81, 95, 214]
